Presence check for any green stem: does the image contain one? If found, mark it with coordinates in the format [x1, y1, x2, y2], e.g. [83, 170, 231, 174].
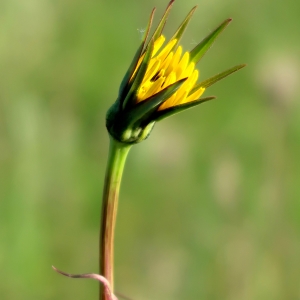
[100, 137, 131, 300]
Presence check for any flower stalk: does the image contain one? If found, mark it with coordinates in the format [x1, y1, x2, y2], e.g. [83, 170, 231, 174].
[100, 137, 131, 300]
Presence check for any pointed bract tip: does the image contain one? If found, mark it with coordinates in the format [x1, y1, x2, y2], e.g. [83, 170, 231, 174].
[166, 0, 175, 9]
[189, 5, 198, 14]
[221, 18, 232, 27]
[167, 0, 175, 11]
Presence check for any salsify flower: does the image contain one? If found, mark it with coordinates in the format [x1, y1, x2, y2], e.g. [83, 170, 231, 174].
[52, 3, 245, 300]
[134, 34, 205, 110]
[106, 0, 245, 144]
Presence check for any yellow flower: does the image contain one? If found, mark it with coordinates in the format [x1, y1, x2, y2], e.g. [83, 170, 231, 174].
[106, 0, 245, 144]
[133, 35, 205, 110]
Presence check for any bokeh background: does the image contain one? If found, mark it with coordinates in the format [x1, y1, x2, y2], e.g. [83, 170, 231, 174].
[1, 0, 300, 299]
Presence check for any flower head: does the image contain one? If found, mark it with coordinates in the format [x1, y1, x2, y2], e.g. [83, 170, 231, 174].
[106, 0, 245, 144]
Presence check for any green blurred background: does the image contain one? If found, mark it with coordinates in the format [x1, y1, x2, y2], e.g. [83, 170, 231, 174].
[1, 0, 300, 299]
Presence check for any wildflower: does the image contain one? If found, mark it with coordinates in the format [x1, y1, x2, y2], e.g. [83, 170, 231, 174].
[106, 0, 245, 144]
[53, 3, 245, 300]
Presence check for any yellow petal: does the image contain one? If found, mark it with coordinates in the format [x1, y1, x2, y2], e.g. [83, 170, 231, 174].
[156, 39, 177, 62]
[141, 77, 165, 100]
[181, 62, 195, 80]
[172, 85, 188, 105]
[185, 87, 205, 103]
[160, 52, 174, 72]
[152, 35, 166, 57]
[159, 91, 178, 110]
[187, 69, 199, 91]
[130, 54, 144, 81]
[130, 35, 165, 81]
[176, 90, 189, 105]
[165, 46, 182, 76]
[137, 81, 152, 100]
[162, 71, 176, 88]
[175, 52, 190, 79]
[142, 59, 161, 84]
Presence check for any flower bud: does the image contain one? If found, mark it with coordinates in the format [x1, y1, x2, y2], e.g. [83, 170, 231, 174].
[106, 0, 245, 144]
